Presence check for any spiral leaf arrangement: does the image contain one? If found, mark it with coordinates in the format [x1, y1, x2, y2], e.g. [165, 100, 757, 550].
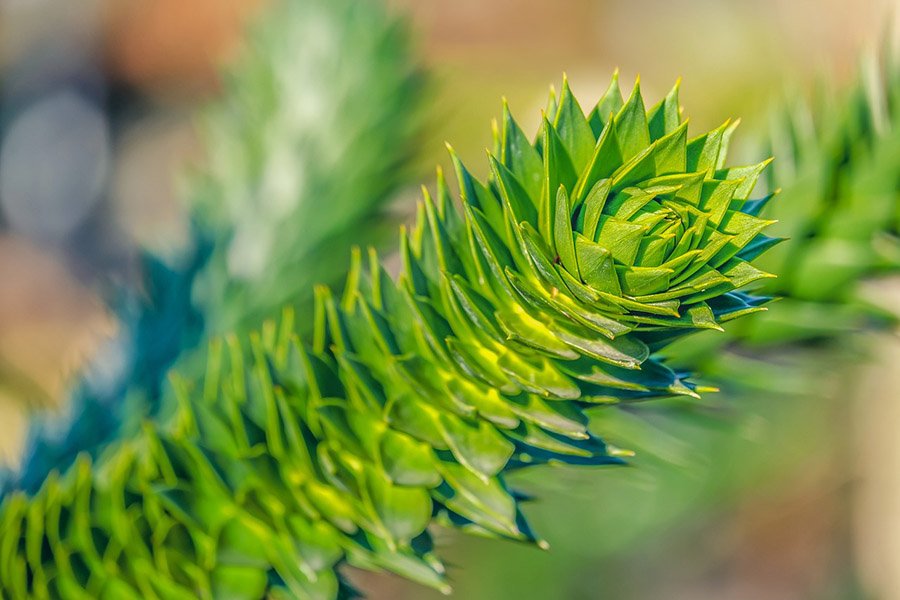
[0, 75, 776, 599]
[552, 52, 900, 599]
[500, 52, 900, 600]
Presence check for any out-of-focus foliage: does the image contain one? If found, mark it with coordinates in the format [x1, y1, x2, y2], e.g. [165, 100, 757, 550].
[744, 50, 900, 343]
[3, 0, 423, 495]
[190, 0, 424, 336]
[9, 251, 206, 494]
[0, 74, 778, 599]
[668, 47, 900, 378]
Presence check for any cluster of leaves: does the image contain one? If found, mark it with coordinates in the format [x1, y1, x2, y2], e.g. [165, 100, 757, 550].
[530, 51, 900, 599]
[3, 0, 423, 496]
[0, 74, 778, 598]
[392, 51, 900, 600]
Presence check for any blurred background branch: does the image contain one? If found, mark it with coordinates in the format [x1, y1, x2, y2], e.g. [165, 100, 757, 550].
[0, 0, 424, 495]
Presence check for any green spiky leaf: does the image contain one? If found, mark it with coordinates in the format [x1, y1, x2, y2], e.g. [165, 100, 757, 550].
[0, 74, 776, 599]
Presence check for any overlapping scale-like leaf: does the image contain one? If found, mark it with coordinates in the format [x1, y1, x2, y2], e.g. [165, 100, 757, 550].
[0, 74, 776, 599]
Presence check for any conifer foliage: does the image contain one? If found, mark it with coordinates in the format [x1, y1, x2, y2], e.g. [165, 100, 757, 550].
[0, 74, 777, 599]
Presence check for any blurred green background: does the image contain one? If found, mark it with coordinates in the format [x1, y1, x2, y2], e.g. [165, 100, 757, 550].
[1, 0, 898, 598]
